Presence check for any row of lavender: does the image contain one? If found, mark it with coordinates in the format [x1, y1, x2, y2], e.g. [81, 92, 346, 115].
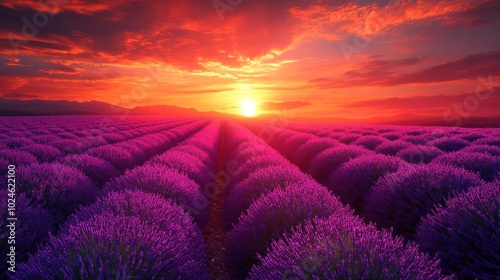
[0, 116, 199, 175]
[1, 117, 216, 278]
[222, 120, 451, 279]
[241, 119, 500, 279]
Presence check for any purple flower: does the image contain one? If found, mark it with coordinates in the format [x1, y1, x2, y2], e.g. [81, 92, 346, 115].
[86, 145, 137, 171]
[307, 144, 372, 183]
[326, 154, 408, 213]
[428, 137, 470, 152]
[396, 145, 444, 164]
[16, 214, 210, 280]
[249, 215, 451, 280]
[227, 182, 349, 278]
[461, 144, 500, 156]
[475, 136, 500, 147]
[290, 138, 341, 169]
[3, 137, 35, 148]
[374, 140, 413, 156]
[381, 132, 403, 140]
[50, 139, 87, 154]
[231, 154, 287, 184]
[62, 190, 199, 234]
[101, 133, 127, 143]
[20, 144, 62, 162]
[338, 133, 361, 144]
[0, 149, 38, 166]
[363, 164, 483, 238]
[1, 193, 55, 277]
[17, 163, 98, 221]
[278, 133, 315, 156]
[432, 151, 500, 181]
[57, 154, 121, 186]
[352, 135, 386, 150]
[31, 134, 62, 144]
[103, 164, 208, 226]
[151, 151, 212, 186]
[415, 182, 500, 279]
[224, 165, 310, 229]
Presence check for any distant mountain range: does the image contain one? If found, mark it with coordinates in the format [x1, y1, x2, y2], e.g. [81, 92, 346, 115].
[1, 98, 499, 127]
[0, 98, 221, 117]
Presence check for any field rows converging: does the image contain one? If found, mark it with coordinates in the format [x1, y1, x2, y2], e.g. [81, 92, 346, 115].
[1, 116, 499, 279]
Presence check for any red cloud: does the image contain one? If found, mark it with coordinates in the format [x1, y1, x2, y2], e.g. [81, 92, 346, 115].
[311, 51, 500, 88]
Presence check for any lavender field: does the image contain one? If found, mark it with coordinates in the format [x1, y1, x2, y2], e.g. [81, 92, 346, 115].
[1, 116, 499, 279]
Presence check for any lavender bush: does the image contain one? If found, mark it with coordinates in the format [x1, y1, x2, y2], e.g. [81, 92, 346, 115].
[1, 193, 55, 277]
[4, 137, 35, 148]
[17, 163, 98, 221]
[227, 182, 349, 278]
[15, 214, 210, 280]
[249, 215, 451, 280]
[290, 138, 340, 169]
[396, 145, 444, 164]
[415, 183, 500, 279]
[21, 144, 62, 162]
[364, 164, 483, 238]
[0, 149, 38, 166]
[223, 165, 309, 228]
[103, 164, 208, 226]
[428, 137, 470, 152]
[307, 145, 372, 183]
[432, 151, 500, 181]
[374, 140, 413, 156]
[151, 151, 212, 186]
[57, 155, 121, 186]
[461, 144, 500, 156]
[326, 154, 408, 213]
[352, 135, 386, 150]
[87, 145, 137, 171]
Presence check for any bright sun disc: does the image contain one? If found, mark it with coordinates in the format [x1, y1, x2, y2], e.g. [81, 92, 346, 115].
[241, 100, 257, 117]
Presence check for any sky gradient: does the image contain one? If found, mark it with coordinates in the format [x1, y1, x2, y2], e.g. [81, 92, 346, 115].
[1, 0, 499, 120]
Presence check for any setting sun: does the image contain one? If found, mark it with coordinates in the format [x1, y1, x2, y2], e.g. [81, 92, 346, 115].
[241, 100, 258, 117]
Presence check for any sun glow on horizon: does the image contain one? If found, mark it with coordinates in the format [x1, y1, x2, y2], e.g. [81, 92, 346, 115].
[241, 100, 258, 117]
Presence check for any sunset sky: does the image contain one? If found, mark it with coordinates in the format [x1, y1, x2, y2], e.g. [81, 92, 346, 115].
[0, 0, 499, 120]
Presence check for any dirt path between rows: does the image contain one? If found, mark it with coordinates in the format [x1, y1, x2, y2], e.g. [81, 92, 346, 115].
[203, 122, 233, 280]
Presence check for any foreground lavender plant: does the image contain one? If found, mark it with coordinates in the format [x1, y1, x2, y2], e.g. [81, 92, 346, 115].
[363, 164, 483, 238]
[415, 183, 500, 279]
[1, 193, 55, 278]
[227, 182, 350, 278]
[15, 214, 210, 279]
[249, 215, 453, 280]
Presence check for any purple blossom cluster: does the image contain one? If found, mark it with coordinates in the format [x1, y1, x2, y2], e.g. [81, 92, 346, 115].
[1, 193, 55, 278]
[432, 151, 500, 181]
[363, 164, 483, 238]
[15, 214, 209, 280]
[415, 182, 500, 279]
[249, 215, 451, 280]
[223, 165, 309, 228]
[326, 154, 408, 213]
[16, 163, 98, 221]
[103, 163, 208, 226]
[227, 182, 349, 278]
